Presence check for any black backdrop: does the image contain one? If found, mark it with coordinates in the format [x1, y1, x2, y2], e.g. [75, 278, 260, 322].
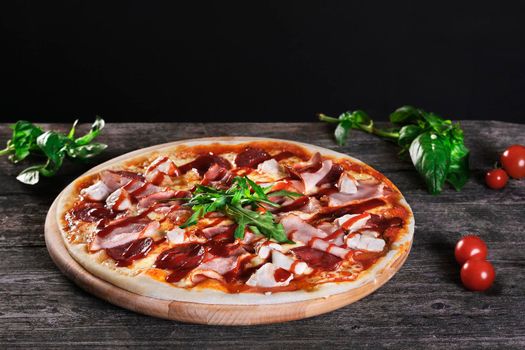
[1, 1, 525, 123]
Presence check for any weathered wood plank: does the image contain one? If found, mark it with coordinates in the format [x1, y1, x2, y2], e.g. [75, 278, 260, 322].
[0, 121, 524, 348]
[0, 243, 523, 348]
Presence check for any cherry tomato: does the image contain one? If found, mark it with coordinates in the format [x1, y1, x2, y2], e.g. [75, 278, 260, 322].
[500, 144, 525, 179]
[460, 259, 495, 291]
[485, 168, 508, 190]
[455, 235, 488, 264]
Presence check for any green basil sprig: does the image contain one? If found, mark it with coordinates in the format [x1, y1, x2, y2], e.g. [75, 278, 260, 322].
[0, 117, 107, 184]
[319, 106, 470, 194]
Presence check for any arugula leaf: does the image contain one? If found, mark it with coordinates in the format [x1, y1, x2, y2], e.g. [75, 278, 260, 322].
[409, 132, 450, 195]
[180, 176, 294, 243]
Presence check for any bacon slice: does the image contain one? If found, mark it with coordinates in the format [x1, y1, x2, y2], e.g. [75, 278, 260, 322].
[100, 170, 143, 191]
[246, 263, 293, 287]
[90, 220, 159, 251]
[137, 190, 188, 209]
[81, 181, 111, 201]
[299, 160, 333, 194]
[201, 225, 234, 239]
[328, 178, 385, 207]
[280, 214, 327, 243]
[293, 152, 322, 173]
[145, 156, 179, 183]
[337, 173, 358, 194]
[201, 163, 232, 187]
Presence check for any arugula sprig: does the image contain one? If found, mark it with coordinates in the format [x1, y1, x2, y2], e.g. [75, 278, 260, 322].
[180, 176, 300, 243]
[319, 106, 470, 195]
[0, 117, 107, 184]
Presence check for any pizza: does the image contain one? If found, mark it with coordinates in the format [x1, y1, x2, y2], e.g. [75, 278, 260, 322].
[57, 137, 414, 305]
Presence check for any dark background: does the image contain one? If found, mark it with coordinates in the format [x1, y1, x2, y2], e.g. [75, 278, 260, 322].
[1, 1, 525, 123]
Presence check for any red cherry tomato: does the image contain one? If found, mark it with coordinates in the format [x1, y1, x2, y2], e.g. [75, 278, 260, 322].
[460, 259, 495, 291]
[485, 168, 509, 190]
[455, 235, 488, 264]
[500, 144, 525, 179]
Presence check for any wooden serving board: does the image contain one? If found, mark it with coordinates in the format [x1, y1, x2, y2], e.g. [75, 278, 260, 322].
[44, 137, 412, 325]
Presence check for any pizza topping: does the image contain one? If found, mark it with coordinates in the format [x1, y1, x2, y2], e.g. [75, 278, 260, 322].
[298, 159, 333, 194]
[345, 232, 386, 252]
[66, 142, 410, 293]
[291, 246, 342, 270]
[106, 237, 154, 267]
[235, 147, 272, 168]
[155, 243, 205, 282]
[280, 214, 327, 243]
[81, 180, 112, 202]
[70, 202, 115, 222]
[90, 213, 159, 251]
[255, 241, 284, 259]
[337, 173, 358, 194]
[166, 227, 187, 244]
[328, 179, 385, 207]
[179, 153, 231, 175]
[271, 250, 310, 275]
[246, 263, 293, 287]
[201, 163, 232, 186]
[105, 188, 132, 211]
[256, 159, 288, 180]
[137, 190, 188, 209]
[337, 212, 371, 232]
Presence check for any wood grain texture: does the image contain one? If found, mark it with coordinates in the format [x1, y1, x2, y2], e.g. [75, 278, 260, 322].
[1, 121, 525, 348]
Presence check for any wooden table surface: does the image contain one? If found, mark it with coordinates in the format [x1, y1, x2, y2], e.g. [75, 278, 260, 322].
[1, 121, 524, 349]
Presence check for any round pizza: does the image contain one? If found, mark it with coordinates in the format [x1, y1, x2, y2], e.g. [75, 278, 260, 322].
[57, 137, 414, 305]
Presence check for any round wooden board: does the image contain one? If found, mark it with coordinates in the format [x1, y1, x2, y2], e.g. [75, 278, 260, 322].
[44, 137, 413, 325]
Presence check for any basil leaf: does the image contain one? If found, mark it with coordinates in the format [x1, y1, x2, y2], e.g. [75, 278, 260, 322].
[409, 132, 450, 195]
[67, 143, 107, 159]
[5, 121, 43, 162]
[423, 113, 452, 134]
[398, 125, 423, 148]
[16, 165, 43, 185]
[334, 120, 351, 146]
[389, 106, 424, 125]
[67, 120, 79, 139]
[74, 116, 105, 146]
[446, 125, 470, 191]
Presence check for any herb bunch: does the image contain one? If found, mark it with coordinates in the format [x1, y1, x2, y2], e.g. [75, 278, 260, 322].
[319, 106, 470, 194]
[180, 176, 301, 243]
[0, 117, 107, 184]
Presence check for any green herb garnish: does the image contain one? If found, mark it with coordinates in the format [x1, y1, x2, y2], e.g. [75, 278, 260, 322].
[0, 117, 107, 184]
[180, 176, 300, 243]
[319, 106, 470, 194]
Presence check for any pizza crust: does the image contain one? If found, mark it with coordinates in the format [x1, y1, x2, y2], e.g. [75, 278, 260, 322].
[56, 137, 414, 305]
